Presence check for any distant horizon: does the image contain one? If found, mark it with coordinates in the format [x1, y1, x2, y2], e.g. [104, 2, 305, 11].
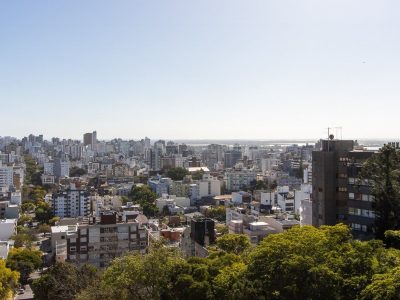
[1, 133, 398, 145]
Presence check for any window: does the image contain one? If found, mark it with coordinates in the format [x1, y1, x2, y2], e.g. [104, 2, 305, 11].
[349, 193, 355, 199]
[70, 246, 76, 251]
[348, 207, 361, 216]
[348, 178, 355, 184]
[362, 194, 369, 202]
[80, 246, 87, 251]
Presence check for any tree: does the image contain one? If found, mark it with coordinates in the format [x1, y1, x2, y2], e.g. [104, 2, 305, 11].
[6, 248, 42, 283]
[21, 201, 36, 213]
[360, 266, 400, 300]
[98, 246, 188, 300]
[213, 262, 247, 299]
[362, 145, 400, 238]
[249, 180, 268, 192]
[70, 166, 87, 177]
[130, 185, 157, 203]
[384, 230, 400, 249]
[216, 234, 251, 255]
[246, 224, 399, 300]
[0, 259, 19, 299]
[17, 214, 32, 226]
[32, 263, 99, 300]
[215, 224, 229, 236]
[192, 170, 205, 180]
[206, 206, 226, 222]
[129, 185, 158, 217]
[38, 224, 51, 234]
[35, 201, 54, 224]
[12, 232, 35, 248]
[166, 167, 190, 181]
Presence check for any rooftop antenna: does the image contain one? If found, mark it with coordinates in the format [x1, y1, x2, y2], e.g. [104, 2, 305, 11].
[326, 127, 332, 151]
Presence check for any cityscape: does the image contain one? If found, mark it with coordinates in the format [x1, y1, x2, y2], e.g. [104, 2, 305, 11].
[0, 132, 399, 299]
[2, 0, 400, 299]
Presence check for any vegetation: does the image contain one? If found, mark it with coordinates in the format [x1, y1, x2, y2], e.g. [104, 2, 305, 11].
[35, 201, 54, 224]
[191, 170, 205, 180]
[215, 224, 229, 236]
[33, 224, 400, 300]
[249, 179, 268, 192]
[11, 228, 37, 248]
[6, 248, 42, 283]
[32, 263, 99, 300]
[216, 234, 251, 255]
[362, 144, 400, 238]
[206, 206, 226, 222]
[0, 259, 19, 299]
[69, 166, 87, 177]
[166, 167, 190, 181]
[129, 185, 158, 217]
[24, 154, 43, 186]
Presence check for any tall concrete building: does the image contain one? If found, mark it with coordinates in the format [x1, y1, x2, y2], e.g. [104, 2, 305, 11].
[312, 139, 375, 236]
[83, 131, 97, 149]
[0, 162, 14, 192]
[224, 147, 242, 169]
[52, 184, 90, 218]
[312, 139, 354, 227]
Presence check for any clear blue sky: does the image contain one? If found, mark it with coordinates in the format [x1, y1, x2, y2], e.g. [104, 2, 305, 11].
[1, 0, 399, 140]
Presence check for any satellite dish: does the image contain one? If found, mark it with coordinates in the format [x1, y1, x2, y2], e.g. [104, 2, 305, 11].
[329, 134, 335, 140]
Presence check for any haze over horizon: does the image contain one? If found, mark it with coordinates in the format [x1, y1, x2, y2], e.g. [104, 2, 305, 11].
[1, 0, 399, 139]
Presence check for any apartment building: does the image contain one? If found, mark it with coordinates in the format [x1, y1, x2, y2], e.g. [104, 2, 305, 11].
[225, 170, 257, 192]
[51, 211, 149, 268]
[0, 162, 13, 192]
[52, 184, 90, 218]
[312, 139, 375, 236]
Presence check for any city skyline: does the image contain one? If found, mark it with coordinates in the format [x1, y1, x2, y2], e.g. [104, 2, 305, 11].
[1, 0, 400, 139]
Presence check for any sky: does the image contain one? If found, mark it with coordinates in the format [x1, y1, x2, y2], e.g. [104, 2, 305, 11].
[1, 0, 400, 141]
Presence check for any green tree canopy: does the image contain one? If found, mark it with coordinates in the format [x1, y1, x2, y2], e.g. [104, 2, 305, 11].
[166, 167, 190, 181]
[130, 185, 157, 203]
[70, 166, 87, 177]
[35, 201, 54, 224]
[0, 259, 19, 299]
[362, 145, 400, 238]
[206, 206, 226, 222]
[32, 263, 99, 300]
[6, 248, 42, 283]
[216, 234, 252, 255]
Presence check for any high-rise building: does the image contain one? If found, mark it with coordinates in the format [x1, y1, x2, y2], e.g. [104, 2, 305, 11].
[312, 139, 375, 236]
[0, 162, 14, 192]
[83, 131, 97, 149]
[224, 147, 242, 168]
[52, 184, 90, 218]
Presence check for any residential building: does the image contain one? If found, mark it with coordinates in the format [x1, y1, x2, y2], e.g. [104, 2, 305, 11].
[312, 139, 375, 236]
[52, 184, 90, 218]
[0, 162, 13, 192]
[0, 219, 17, 240]
[225, 170, 257, 192]
[51, 211, 149, 268]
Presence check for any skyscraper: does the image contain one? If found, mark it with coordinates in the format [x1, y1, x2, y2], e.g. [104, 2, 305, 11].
[83, 131, 97, 150]
[312, 139, 375, 236]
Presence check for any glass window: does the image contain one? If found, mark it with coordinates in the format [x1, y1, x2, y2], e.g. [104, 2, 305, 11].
[349, 193, 355, 199]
